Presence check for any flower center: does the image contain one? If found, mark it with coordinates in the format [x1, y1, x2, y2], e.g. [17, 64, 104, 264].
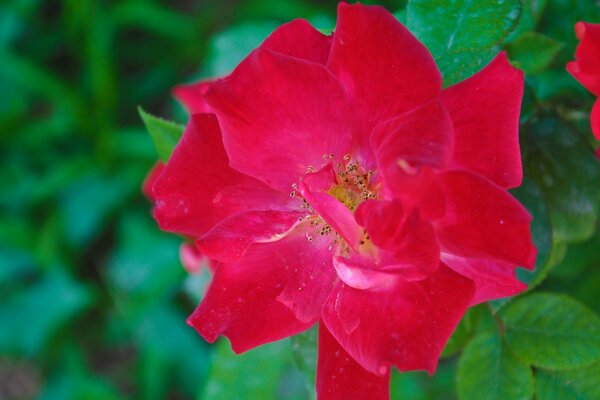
[327, 155, 378, 211]
[290, 155, 379, 248]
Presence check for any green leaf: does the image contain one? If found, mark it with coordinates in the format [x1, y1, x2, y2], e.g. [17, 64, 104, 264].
[138, 107, 184, 162]
[521, 116, 600, 243]
[536, 363, 600, 400]
[502, 293, 600, 369]
[407, 0, 521, 86]
[506, 32, 562, 74]
[457, 332, 533, 400]
[201, 339, 300, 400]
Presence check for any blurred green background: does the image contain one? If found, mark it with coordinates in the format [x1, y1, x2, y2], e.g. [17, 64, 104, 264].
[1, 0, 600, 399]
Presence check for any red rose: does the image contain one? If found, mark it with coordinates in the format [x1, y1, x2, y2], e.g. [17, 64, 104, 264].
[568, 21, 600, 139]
[152, 3, 535, 398]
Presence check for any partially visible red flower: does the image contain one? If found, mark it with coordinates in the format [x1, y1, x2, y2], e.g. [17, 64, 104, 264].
[567, 21, 600, 139]
[150, 3, 535, 398]
[180, 242, 207, 274]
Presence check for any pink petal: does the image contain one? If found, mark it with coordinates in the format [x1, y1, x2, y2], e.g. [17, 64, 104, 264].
[173, 80, 214, 114]
[442, 253, 527, 305]
[370, 101, 454, 202]
[435, 171, 536, 269]
[441, 52, 524, 189]
[180, 242, 206, 274]
[197, 210, 305, 263]
[142, 161, 164, 202]
[317, 324, 390, 400]
[332, 254, 399, 290]
[153, 114, 294, 238]
[260, 19, 332, 64]
[322, 264, 475, 375]
[328, 2, 441, 161]
[188, 230, 335, 352]
[205, 49, 352, 192]
[355, 199, 440, 277]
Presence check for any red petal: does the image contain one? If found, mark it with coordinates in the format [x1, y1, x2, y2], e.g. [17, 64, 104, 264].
[442, 254, 527, 305]
[142, 161, 165, 202]
[355, 199, 440, 277]
[441, 52, 524, 189]
[205, 49, 352, 192]
[260, 19, 332, 64]
[197, 210, 305, 263]
[328, 3, 441, 161]
[435, 171, 536, 269]
[153, 114, 294, 238]
[370, 101, 454, 202]
[188, 230, 335, 352]
[317, 324, 390, 400]
[173, 80, 214, 114]
[322, 264, 475, 375]
[569, 22, 600, 95]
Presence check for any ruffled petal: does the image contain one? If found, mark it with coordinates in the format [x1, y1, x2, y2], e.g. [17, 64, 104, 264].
[205, 49, 352, 191]
[299, 175, 363, 250]
[370, 101, 454, 202]
[173, 80, 214, 114]
[435, 171, 536, 269]
[153, 114, 294, 238]
[328, 2, 441, 160]
[188, 229, 335, 352]
[317, 324, 390, 400]
[197, 210, 305, 263]
[354, 199, 440, 277]
[322, 264, 475, 375]
[441, 52, 524, 189]
[442, 253, 527, 305]
[260, 18, 332, 64]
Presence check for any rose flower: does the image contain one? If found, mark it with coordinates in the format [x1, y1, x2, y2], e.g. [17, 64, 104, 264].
[149, 3, 536, 399]
[568, 21, 600, 139]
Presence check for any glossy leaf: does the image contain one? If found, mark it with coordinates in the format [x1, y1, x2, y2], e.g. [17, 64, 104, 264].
[407, 0, 521, 85]
[536, 363, 600, 400]
[457, 332, 534, 400]
[503, 293, 600, 369]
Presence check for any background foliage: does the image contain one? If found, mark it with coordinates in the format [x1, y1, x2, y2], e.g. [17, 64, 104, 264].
[1, 0, 600, 399]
